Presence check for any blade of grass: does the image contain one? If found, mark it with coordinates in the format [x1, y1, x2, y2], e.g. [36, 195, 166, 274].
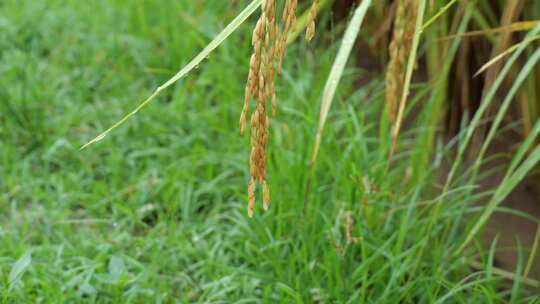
[421, 0, 457, 32]
[510, 239, 524, 303]
[474, 35, 540, 77]
[309, 0, 372, 166]
[523, 224, 540, 278]
[304, 0, 372, 211]
[467, 260, 540, 288]
[486, 234, 500, 282]
[508, 118, 540, 176]
[524, 223, 540, 279]
[442, 20, 538, 41]
[80, 0, 262, 149]
[434, 273, 487, 304]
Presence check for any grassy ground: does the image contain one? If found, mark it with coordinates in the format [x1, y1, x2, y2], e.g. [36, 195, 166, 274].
[1, 0, 539, 303]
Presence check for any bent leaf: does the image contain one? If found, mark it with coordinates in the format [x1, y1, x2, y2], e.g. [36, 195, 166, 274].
[81, 0, 262, 149]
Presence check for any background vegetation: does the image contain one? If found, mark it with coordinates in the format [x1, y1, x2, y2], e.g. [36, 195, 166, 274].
[1, 0, 539, 302]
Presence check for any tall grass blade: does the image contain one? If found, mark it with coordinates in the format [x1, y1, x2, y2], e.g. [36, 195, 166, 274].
[9, 250, 32, 291]
[421, 0, 457, 31]
[510, 239, 524, 303]
[310, 0, 372, 165]
[474, 35, 540, 77]
[80, 0, 262, 150]
[304, 0, 371, 212]
[524, 224, 540, 279]
[486, 234, 500, 281]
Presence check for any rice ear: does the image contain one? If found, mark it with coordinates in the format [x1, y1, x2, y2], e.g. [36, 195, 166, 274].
[385, 0, 418, 125]
[305, 0, 318, 42]
[241, 0, 299, 216]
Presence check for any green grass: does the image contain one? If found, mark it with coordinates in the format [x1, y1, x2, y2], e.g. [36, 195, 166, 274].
[1, 0, 539, 303]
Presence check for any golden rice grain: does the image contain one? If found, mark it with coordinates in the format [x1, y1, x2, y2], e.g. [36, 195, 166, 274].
[277, 0, 298, 75]
[306, 0, 318, 42]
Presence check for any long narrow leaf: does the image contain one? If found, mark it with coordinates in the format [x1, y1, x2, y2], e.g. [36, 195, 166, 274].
[443, 20, 538, 41]
[81, 0, 262, 149]
[474, 35, 540, 77]
[524, 224, 540, 278]
[310, 0, 372, 164]
[421, 0, 457, 31]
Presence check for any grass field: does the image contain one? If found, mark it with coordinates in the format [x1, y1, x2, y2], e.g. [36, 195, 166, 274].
[1, 0, 539, 303]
